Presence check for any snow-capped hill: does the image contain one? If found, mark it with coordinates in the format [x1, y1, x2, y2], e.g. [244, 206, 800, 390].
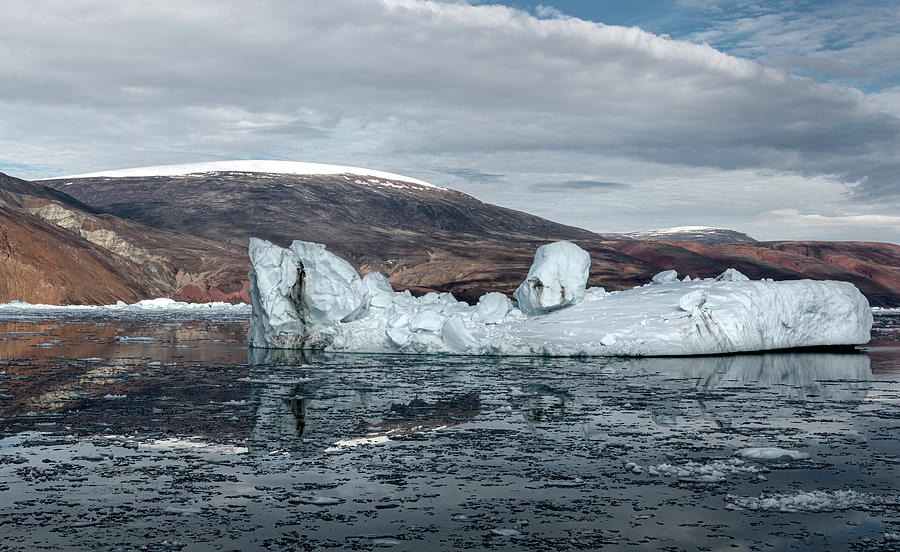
[625, 226, 756, 243]
[6, 165, 899, 307]
[44, 160, 442, 190]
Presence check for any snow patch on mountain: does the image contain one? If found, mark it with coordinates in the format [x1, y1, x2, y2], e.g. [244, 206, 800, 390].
[43, 160, 442, 189]
[625, 226, 757, 243]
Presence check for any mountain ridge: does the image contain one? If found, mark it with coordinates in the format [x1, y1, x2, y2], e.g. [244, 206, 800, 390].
[1, 163, 895, 306]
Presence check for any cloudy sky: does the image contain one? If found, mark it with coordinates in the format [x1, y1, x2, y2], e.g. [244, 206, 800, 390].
[1, 0, 898, 242]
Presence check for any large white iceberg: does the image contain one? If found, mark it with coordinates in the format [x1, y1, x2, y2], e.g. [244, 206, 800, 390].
[247, 238, 873, 356]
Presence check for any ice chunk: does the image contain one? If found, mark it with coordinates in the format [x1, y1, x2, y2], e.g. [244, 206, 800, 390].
[386, 328, 410, 347]
[248, 239, 873, 356]
[474, 292, 512, 324]
[715, 268, 750, 281]
[362, 271, 394, 296]
[726, 490, 900, 512]
[513, 241, 590, 315]
[490, 528, 523, 537]
[289, 241, 368, 325]
[644, 458, 760, 482]
[678, 289, 708, 312]
[293, 496, 345, 506]
[442, 317, 478, 352]
[651, 270, 679, 284]
[583, 286, 607, 302]
[0, 299, 248, 311]
[388, 312, 411, 329]
[248, 238, 368, 348]
[410, 309, 444, 332]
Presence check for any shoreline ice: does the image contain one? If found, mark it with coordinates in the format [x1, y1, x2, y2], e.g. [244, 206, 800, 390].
[0, 298, 250, 312]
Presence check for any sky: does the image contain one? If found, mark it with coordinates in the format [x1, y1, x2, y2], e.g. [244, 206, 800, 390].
[1, 0, 898, 243]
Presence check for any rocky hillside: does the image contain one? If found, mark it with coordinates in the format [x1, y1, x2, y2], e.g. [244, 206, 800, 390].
[0, 175, 156, 304]
[0, 161, 894, 307]
[41, 164, 641, 301]
[0, 173, 247, 304]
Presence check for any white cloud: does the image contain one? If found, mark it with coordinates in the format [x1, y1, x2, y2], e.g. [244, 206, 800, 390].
[746, 209, 900, 243]
[0, 0, 897, 241]
[534, 4, 566, 19]
[685, 2, 900, 88]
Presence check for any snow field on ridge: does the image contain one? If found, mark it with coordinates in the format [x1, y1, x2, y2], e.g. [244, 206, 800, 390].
[43, 160, 441, 189]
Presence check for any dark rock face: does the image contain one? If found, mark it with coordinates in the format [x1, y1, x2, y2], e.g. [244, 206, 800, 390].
[0, 173, 98, 213]
[0, 169, 894, 307]
[42, 171, 613, 250]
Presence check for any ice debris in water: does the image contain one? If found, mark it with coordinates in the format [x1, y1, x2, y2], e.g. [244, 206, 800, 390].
[631, 458, 761, 482]
[490, 528, 523, 537]
[726, 490, 900, 513]
[247, 238, 873, 356]
[735, 447, 810, 460]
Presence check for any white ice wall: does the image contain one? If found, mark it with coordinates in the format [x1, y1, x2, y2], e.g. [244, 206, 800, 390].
[248, 239, 873, 356]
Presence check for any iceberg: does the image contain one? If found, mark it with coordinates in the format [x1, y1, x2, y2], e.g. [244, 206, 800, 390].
[247, 238, 873, 356]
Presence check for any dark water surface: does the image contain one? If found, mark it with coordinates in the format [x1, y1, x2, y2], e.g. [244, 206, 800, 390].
[0, 308, 898, 551]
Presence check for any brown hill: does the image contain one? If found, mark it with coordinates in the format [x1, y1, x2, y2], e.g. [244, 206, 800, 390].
[0, 186, 156, 304]
[41, 170, 647, 301]
[0, 173, 247, 304]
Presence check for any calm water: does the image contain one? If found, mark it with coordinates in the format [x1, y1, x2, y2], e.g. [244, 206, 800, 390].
[0, 308, 898, 551]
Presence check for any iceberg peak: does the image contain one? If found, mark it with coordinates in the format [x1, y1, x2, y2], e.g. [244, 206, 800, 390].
[513, 240, 590, 315]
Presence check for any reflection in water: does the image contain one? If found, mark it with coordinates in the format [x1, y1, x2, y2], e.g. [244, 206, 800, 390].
[246, 350, 484, 454]
[658, 352, 871, 400]
[247, 378, 311, 454]
[247, 346, 325, 366]
[515, 383, 576, 423]
[245, 373, 482, 454]
[620, 352, 871, 429]
[245, 349, 873, 453]
[0, 311, 897, 551]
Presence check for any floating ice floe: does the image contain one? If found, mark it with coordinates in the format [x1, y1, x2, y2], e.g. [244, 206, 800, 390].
[726, 490, 900, 513]
[247, 238, 873, 356]
[632, 458, 762, 482]
[735, 447, 810, 461]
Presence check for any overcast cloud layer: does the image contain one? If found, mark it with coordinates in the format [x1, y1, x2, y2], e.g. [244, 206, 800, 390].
[1, 0, 897, 242]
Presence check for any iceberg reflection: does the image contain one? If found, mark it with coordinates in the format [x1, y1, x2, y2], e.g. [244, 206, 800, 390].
[637, 352, 871, 401]
[626, 352, 871, 428]
[247, 348, 873, 451]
